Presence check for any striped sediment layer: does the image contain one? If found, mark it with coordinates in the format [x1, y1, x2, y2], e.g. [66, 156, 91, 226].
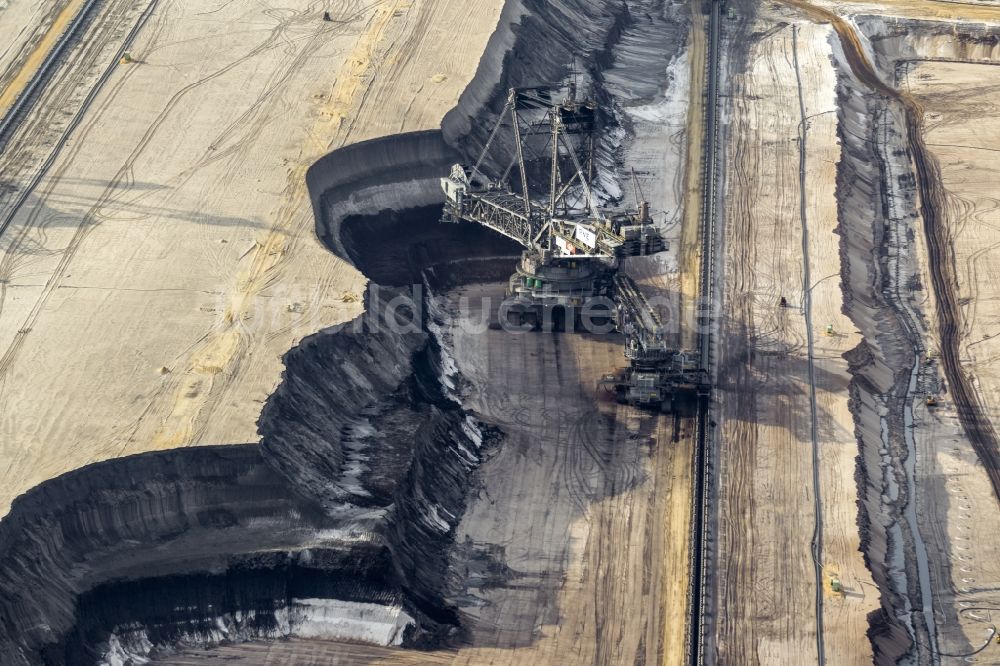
[0, 284, 492, 664]
[834, 15, 1000, 663]
[0, 0, 639, 662]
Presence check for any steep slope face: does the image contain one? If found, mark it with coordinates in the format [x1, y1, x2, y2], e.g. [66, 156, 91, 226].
[836, 76, 921, 663]
[442, 0, 630, 169]
[307, 131, 462, 260]
[830, 15, 1000, 663]
[306, 131, 520, 287]
[258, 287, 498, 644]
[0, 446, 342, 664]
[0, 288, 493, 665]
[0, 0, 646, 662]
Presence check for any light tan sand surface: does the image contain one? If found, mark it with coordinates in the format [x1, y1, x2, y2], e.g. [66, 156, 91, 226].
[713, 15, 877, 664]
[0, 0, 502, 516]
[0, 0, 73, 110]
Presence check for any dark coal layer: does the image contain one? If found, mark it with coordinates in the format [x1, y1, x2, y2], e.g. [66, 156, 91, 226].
[0, 286, 490, 665]
[835, 77, 916, 661]
[0, 0, 642, 662]
[0, 446, 339, 663]
[340, 204, 520, 287]
[832, 17, 1000, 663]
[50, 545, 400, 666]
[442, 0, 631, 173]
[307, 130, 460, 260]
[258, 289, 494, 644]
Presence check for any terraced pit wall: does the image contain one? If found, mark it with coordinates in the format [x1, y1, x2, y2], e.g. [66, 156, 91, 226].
[836, 66, 922, 662]
[0, 282, 493, 664]
[0, 0, 644, 662]
[834, 16, 1000, 663]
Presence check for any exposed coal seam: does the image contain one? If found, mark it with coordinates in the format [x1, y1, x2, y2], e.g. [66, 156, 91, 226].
[0, 0, 645, 663]
[442, 0, 633, 178]
[854, 16, 1000, 511]
[835, 79, 922, 661]
[0, 446, 345, 664]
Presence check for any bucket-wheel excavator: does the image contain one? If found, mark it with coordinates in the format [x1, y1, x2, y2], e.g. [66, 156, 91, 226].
[441, 85, 707, 410]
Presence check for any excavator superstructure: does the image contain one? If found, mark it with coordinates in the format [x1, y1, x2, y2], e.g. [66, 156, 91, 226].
[442, 85, 707, 410]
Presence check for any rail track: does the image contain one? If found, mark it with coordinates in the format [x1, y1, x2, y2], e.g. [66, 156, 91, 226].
[685, 0, 722, 664]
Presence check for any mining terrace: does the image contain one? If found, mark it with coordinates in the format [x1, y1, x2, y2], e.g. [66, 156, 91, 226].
[2, 0, 1000, 664]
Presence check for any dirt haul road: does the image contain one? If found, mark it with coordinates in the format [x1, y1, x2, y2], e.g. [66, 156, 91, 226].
[783, 0, 1000, 510]
[901, 56, 1000, 658]
[752, 0, 1000, 660]
[712, 8, 877, 663]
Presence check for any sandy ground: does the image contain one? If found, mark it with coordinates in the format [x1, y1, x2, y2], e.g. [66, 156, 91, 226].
[757, 2, 1000, 659]
[22, 0, 998, 661]
[679, 3, 706, 351]
[155, 641, 449, 665]
[902, 59, 1000, 658]
[1, 0, 702, 660]
[444, 285, 692, 666]
[713, 15, 877, 663]
[0, 0, 503, 517]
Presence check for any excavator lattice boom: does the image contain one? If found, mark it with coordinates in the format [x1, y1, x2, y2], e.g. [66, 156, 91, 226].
[441, 85, 707, 410]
